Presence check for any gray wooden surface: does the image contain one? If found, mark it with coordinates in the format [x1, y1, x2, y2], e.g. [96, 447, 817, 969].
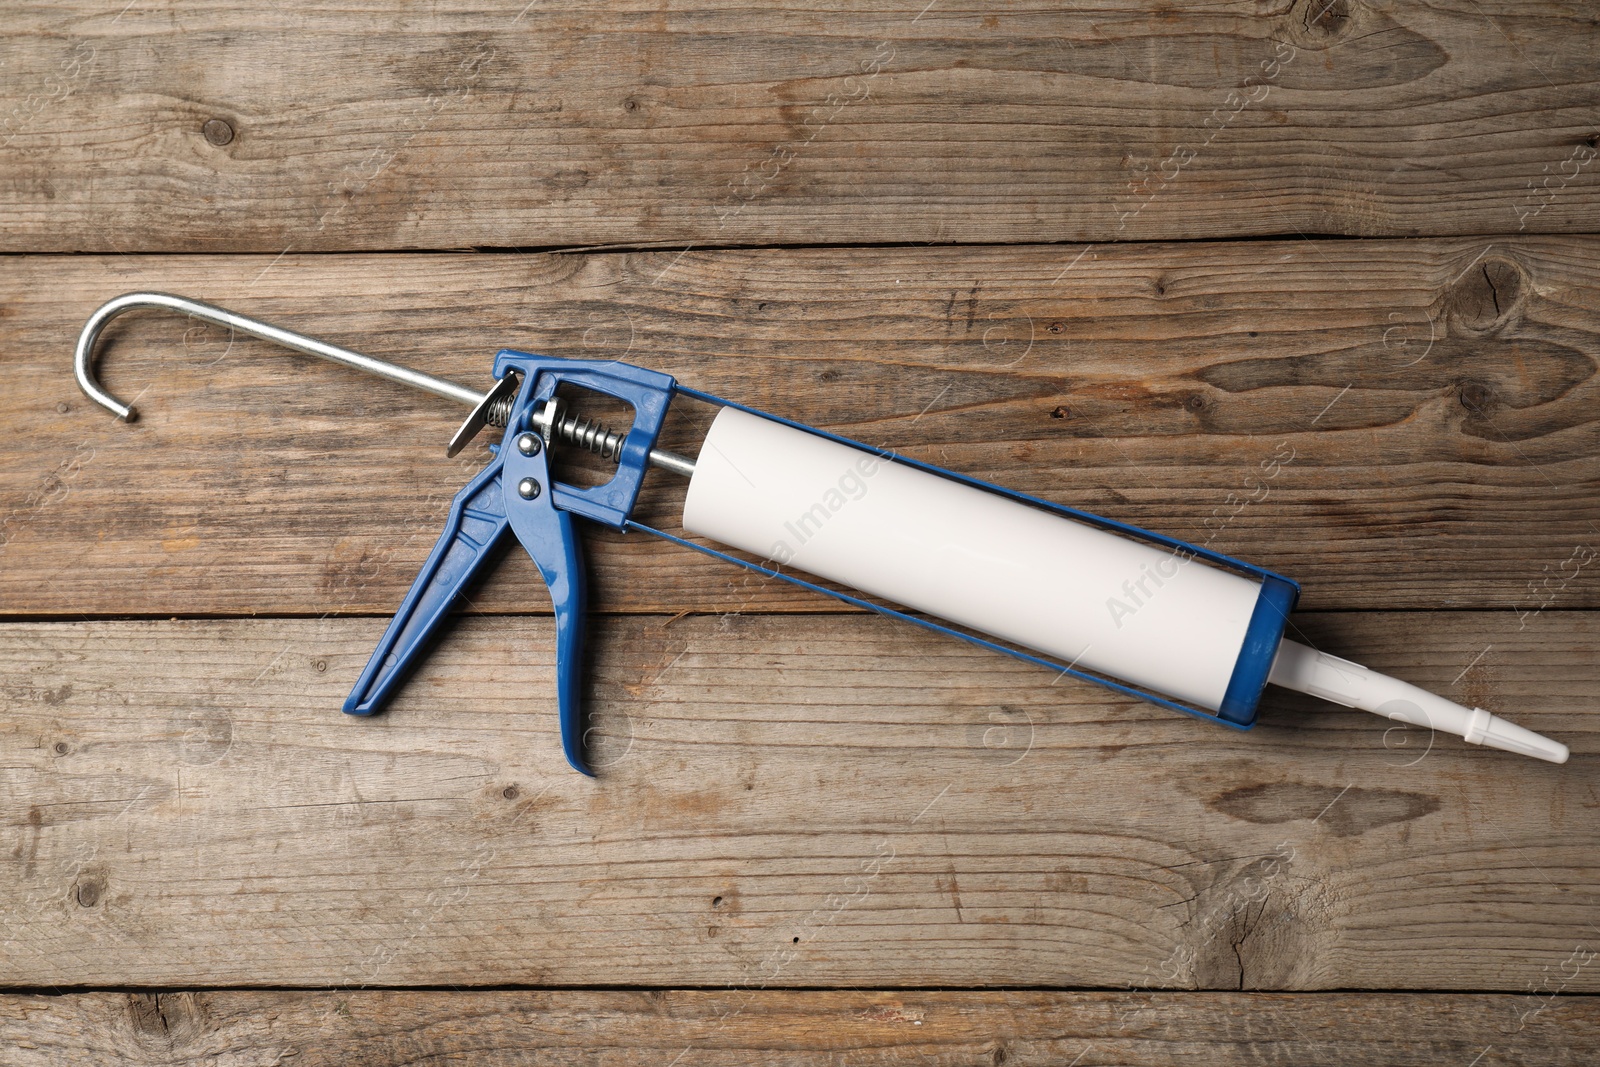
[3, 1, 1598, 1062]
[3, 240, 1596, 616]
[5, 990, 1599, 1066]
[2, 2, 1598, 250]
[1, 611, 1592, 989]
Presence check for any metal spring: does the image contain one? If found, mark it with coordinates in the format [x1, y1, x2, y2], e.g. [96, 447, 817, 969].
[553, 413, 626, 462]
[484, 394, 515, 427]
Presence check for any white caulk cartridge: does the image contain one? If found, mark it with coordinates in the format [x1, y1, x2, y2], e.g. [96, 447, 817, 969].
[682, 406, 1567, 764]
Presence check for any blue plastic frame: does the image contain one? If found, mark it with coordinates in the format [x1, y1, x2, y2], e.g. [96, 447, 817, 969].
[347, 347, 1302, 778]
[492, 349, 677, 528]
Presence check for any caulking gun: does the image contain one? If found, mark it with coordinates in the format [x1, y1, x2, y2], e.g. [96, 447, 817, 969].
[73, 293, 1569, 774]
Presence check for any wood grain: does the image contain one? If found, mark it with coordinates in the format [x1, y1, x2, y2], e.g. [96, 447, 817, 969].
[3, 239, 1598, 617]
[3, 989, 1598, 1066]
[1, 611, 1592, 989]
[6, 0, 1599, 1050]
[2, 2, 1599, 251]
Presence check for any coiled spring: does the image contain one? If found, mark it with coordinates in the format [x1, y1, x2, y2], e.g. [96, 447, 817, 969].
[526, 398, 626, 463]
[551, 412, 626, 462]
[490, 393, 625, 461]
[520, 396, 697, 478]
[484, 393, 515, 428]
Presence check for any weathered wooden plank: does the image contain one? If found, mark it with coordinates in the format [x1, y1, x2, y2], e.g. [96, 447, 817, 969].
[3, 240, 1597, 616]
[1, 611, 1592, 989]
[1, 1, 1598, 251]
[3, 989, 1598, 1066]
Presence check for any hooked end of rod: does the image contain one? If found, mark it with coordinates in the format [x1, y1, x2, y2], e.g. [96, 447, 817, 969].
[74, 290, 486, 431]
[74, 291, 195, 424]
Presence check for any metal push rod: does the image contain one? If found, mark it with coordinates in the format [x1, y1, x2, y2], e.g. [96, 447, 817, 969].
[73, 291, 694, 476]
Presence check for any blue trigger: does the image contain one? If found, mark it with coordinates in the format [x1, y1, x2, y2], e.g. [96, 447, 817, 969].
[343, 456, 513, 717]
[500, 432, 592, 777]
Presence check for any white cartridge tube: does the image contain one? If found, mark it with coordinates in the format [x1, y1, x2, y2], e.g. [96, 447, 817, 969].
[682, 407, 1264, 710]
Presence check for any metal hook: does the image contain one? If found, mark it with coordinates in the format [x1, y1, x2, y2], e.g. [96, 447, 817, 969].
[74, 291, 486, 422]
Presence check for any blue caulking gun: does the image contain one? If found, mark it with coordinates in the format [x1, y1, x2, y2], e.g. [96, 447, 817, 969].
[74, 293, 1570, 773]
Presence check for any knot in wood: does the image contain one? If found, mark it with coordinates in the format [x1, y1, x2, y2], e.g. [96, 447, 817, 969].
[201, 119, 235, 147]
[1447, 257, 1526, 334]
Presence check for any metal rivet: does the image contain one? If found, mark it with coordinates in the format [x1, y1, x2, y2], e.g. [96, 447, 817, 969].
[202, 118, 235, 146]
[518, 478, 540, 499]
[517, 432, 541, 456]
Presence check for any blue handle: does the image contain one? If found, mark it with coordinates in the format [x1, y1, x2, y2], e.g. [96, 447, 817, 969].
[345, 353, 677, 774]
[342, 433, 593, 774]
[343, 456, 512, 717]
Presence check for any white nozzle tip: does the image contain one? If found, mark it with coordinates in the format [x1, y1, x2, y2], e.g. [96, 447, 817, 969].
[1466, 709, 1570, 764]
[1269, 640, 1569, 764]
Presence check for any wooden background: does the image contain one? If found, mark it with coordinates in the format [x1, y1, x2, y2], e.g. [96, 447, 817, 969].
[3, 1, 1598, 1063]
